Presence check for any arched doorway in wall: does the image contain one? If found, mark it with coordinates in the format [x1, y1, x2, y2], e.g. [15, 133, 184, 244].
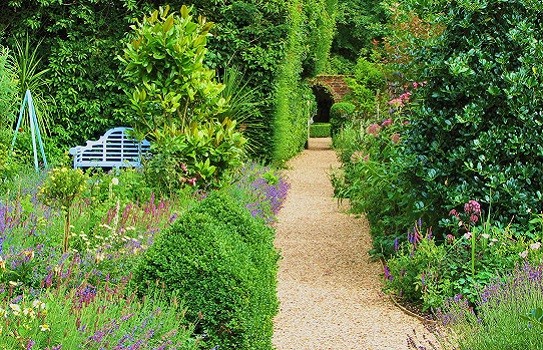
[311, 84, 335, 123]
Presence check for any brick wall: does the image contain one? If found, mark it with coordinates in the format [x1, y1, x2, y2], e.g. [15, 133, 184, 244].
[311, 75, 352, 102]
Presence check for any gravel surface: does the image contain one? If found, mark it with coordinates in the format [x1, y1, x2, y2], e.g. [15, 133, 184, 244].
[272, 138, 433, 350]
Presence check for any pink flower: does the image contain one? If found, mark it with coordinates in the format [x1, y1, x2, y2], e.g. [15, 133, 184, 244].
[399, 92, 412, 102]
[366, 123, 381, 136]
[388, 98, 404, 107]
[187, 177, 197, 186]
[470, 214, 479, 223]
[464, 200, 481, 216]
[449, 209, 459, 217]
[446, 234, 455, 244]
[381, 118, 393, 127]
[413, 82, 419, 88]
[390, 133, 400, 144]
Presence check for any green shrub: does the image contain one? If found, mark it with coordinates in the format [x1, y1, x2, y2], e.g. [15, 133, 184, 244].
[309, 122, 331, 137]
[329, 102, 356, 136]
[121, 5, 226, 138]
[144, 119, 246, 194]
[332, 116, 416, 256]
[344, 57, 386, 117]
[133, 191, 279, 349]
[405, 1, 543, 231]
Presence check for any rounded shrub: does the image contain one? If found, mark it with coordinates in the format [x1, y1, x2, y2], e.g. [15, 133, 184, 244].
[329, 101, 356, 136]
[132, 191, 279, 350]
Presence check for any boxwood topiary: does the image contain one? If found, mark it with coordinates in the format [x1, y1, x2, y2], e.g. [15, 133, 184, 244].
[132, 191, 279, 350]
[329, 102, 356, 136]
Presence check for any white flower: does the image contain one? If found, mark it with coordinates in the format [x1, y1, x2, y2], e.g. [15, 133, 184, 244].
[9, 304, 21, 316]
[463, 232, 472, 240]
[520, 250, 529, 259]
[530, 242, 541, 250]
[481, 233, 490, 240]
[111, 177, 119, 186]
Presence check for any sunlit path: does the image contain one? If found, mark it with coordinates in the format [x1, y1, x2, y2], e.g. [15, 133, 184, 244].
[273, 137, 433, 350]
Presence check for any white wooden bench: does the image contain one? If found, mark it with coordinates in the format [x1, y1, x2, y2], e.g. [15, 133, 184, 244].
[69, 127, 150, 169]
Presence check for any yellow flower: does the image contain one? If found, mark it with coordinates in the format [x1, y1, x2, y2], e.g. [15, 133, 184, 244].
[40, 324, 50, 332]
[0, 257, 5, 270]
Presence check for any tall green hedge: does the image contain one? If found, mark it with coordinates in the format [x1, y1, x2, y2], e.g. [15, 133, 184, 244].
[272, 0, 336, 164]
[405, 0, 543, 230]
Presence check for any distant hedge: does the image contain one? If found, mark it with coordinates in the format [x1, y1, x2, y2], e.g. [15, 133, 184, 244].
[310, 123, 331, 137]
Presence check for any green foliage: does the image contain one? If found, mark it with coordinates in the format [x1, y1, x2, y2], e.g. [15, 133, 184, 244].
[330, 0, 388, 66]
[38, 167, 87, 212]
[344, 57, 387, 117]
[121, 6, 246, 195]
[218, 66, 266, 155]
[121, 5, 227, 139]
[333, 115, 417, 256]
[0, 286, 199, 349]
[144, 119, 246, 194]
[329, 101, 356, 136]
[309, 122, 331, 138]
[272, 0, 337, 164]
[404, 1, 543, 230]
[1, 1, 138, 146]
[427, 264, 543, 350]
[133, 191, 279, 349]
[302, 0, 338, 77]
[0, 46, 17, 129]
[11, 36, 54, 136]
[385, 217, 540, 311]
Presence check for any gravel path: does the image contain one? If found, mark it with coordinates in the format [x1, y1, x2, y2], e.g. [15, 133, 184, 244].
[272, 137, 432, 350]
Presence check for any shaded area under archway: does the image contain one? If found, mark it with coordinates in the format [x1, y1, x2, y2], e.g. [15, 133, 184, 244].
[311, 85, 334, 123]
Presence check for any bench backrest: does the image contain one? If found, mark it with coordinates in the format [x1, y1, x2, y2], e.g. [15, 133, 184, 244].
[69, 127, 150, 168]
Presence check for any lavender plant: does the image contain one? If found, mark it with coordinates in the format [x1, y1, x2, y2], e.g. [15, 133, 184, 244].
[428, 264, 543, 350]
